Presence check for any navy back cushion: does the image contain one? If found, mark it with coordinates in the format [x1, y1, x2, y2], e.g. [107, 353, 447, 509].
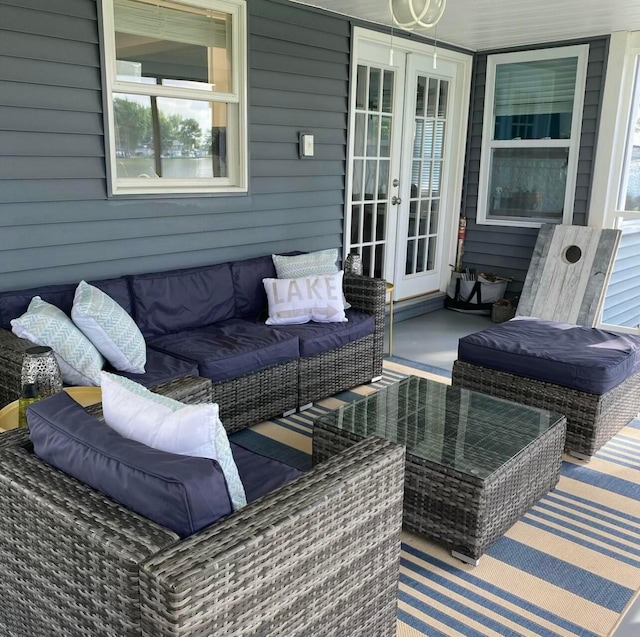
[230, 255, 276, 319]
[130, 263, 236, 337]
[28, 392, 233, 538]
[0, 277, 132, 330]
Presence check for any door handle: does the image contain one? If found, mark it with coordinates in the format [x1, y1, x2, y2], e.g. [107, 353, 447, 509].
[391, 196, 402, 205]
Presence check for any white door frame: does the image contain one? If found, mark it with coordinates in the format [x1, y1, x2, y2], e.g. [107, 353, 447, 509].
[346, 27, 473, 297]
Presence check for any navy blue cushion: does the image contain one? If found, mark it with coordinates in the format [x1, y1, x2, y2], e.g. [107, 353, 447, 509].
[0, 277, 131, 330]
[28, 392, 233, 538]
[230, 442, 301, 502]
[148, 318, 300, 382]
[272, 309, 374, 357]
[231, 255, 276, 319]
[130, 264, 236, 337]
[112, 348, 199, 387]
[458, 316, 640, 394]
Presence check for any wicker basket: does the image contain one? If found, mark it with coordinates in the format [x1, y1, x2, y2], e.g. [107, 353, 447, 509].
[491, 302, 516, 323]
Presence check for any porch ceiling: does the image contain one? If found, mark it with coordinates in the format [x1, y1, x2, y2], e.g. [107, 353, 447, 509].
[289, 0, 640, 51]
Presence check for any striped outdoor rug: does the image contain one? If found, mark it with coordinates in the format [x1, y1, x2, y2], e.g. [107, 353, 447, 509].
[231, 358, 640, 637]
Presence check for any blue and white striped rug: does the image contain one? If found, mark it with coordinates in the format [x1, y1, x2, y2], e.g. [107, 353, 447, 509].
[231, 358, 640, 637]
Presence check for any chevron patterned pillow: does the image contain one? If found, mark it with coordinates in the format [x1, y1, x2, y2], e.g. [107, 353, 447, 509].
[272, 249, 338, 279]
[11, 296, 104, 386]
[72, 281, 146, 374]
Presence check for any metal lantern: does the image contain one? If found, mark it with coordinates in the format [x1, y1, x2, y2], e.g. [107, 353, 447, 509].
[344, 253, 363, 275]
[21, 346, 63, 399]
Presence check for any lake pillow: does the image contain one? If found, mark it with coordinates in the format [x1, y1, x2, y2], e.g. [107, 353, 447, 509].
[263, 271, 348, 325]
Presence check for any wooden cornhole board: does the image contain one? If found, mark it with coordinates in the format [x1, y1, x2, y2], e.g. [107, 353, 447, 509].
[516, 224, 621, 326]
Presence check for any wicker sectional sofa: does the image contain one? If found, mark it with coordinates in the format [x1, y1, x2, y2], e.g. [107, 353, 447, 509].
[0, 376, 406, 637]
[0, 254, 386, 432]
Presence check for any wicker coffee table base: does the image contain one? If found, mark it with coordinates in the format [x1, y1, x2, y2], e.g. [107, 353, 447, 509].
[313, 414, 566, 564]
[452, 360, 640, 458]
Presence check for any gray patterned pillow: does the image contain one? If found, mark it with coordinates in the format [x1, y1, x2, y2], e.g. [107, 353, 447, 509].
[272, 249, 338, 279]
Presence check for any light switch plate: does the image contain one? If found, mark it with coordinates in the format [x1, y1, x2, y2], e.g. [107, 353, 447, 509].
[299, 132, 314, 158]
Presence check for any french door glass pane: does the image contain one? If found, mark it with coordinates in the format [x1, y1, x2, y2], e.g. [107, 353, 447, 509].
[356, 65, 368, 109]
[349, 63, 394, 278]
[369, 68, 381, 110]
[382, 71, 394, 113]
[405, 74, 447, 276]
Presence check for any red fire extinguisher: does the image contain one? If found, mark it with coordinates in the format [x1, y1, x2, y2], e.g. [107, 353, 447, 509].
[455, 216, 466, 272]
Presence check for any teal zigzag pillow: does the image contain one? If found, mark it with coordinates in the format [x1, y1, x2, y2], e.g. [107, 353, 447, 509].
[11, 296, 104, 386]
[72, 281, 146, 374]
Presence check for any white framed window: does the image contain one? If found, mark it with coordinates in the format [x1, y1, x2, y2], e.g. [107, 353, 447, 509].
[476, 45, 589, 227]
[101, 0, 247, 196]
[597, 33, 640, 333]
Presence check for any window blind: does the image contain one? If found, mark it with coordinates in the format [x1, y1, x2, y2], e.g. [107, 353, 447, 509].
[494, 57, 578, 116]
[114, 0, 228, 49]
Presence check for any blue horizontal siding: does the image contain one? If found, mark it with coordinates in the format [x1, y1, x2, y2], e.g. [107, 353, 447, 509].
[0, 0, 351, 292]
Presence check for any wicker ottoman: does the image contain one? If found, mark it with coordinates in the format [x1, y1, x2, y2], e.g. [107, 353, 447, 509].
[453, 317, 640, 459]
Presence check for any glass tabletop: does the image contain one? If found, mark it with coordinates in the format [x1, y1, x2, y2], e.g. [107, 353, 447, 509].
[314, 376, 564, 480]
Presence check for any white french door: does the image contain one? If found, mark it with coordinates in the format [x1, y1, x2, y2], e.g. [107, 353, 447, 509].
[346, 29, 472, 301]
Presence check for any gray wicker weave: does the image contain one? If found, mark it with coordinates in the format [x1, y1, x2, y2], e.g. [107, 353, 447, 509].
[0, 376, 405, 637]
[452, 360, 640, 458]
[0, 273, 386, 429]
[297, 274, 386, 407]
[313, 376, 566, 564]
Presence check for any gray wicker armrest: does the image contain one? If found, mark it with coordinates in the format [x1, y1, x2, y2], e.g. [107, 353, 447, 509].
[0, 426, 30, 450]
[343, 274, 386, 378]
[0, 447, 179, 636]
[140, 436, 405, 637]
[343, 273, 386, 318]
[0, 328, 36, 408]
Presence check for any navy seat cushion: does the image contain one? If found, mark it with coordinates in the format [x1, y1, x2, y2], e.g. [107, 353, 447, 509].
[28, 392, 233, 538]
[272, 309, 374, 357]
[147, 318, 300, 383]
[230, 442, 302, 502]
[458, 316, 640, 394]
[130, 263, 236, 338]
[111, 348, 199, 387]
[0, 277, 131, 329]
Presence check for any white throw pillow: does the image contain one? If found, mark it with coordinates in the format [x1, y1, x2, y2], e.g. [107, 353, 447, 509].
[72, 281, 146, 374]
[100, 372, 246, 511]
[263, 271, 348, 325]
[11, 296, 104, 386]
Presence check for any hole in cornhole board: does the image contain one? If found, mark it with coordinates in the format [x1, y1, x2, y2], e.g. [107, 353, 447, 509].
[563, 245, 582, 264]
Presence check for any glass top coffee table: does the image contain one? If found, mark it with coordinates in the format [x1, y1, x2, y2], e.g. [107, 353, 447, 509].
[312, 376, 566, 564]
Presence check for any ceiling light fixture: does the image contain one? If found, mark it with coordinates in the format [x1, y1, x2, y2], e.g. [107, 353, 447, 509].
[388, 0, 447, 30]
